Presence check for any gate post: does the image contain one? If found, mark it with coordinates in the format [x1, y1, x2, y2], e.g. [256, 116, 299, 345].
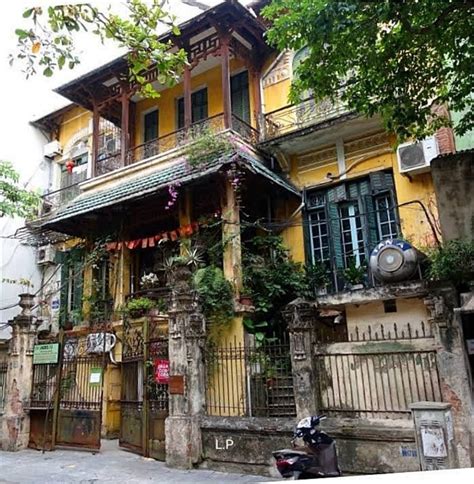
[424, 287, 473, 467]
[283, 299, 319, 419]
[1, 293, 38, 451]
[165, 264, 206, 469]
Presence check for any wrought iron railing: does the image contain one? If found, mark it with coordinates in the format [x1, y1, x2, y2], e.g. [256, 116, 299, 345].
[206, 337, 296, 418]
[263, 96, 349, 140]
[40, 182, 84, 214]
[95, 113, 259, 175]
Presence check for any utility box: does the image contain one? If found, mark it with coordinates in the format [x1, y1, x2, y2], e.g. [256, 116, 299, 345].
[410, 402, 457, 470]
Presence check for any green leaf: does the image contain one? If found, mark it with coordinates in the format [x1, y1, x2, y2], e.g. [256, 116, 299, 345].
[15, 29, 29, 39]
[43, 67, 53, 77]
[23, 8, 34, 18]
[58, 55, 65, 69]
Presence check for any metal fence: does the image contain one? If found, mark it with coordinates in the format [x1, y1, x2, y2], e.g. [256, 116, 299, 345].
[205, 338, 296, 418]
[0, 361, 7, 411]
[314, 349, 442, 419]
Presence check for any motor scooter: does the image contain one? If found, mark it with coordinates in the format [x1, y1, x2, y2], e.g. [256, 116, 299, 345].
[272, 415, 341, 479]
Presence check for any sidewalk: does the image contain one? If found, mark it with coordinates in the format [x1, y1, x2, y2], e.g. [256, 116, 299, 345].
[0, 440, 274, 483]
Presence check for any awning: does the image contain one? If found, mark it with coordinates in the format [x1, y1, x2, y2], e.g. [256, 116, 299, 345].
[40, 150, 300, 234]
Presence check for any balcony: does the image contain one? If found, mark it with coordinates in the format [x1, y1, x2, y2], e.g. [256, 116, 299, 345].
[95, 113, 259, 177]
[263, 96, 351, 141]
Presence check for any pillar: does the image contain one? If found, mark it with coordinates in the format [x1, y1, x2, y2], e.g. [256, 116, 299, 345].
[183, 66, 192, 131]
[165, 264, 206, 469]
[91, 103, 100, 178]
[221, 177, 242, 293]
[283, 300, 319, 418]
[220, 36, 232, 130]
[424, 287, 473, 467]
[1, 294, 38, 451]
[120, 90, 130, 166]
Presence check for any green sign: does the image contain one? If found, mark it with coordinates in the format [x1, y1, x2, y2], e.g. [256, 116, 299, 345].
[89, 367, 102, 386]
[33, 343, 59, 364]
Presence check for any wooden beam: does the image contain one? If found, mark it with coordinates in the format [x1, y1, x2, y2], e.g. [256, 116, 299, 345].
[220, 35, 232, 130]
[250, 66, 262, 131]
[91, 103, 100, 178]
[183, 65, 192, 130]
[120, 89, 130, 166]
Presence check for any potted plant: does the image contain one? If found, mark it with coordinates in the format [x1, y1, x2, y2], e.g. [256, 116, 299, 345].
[125, 297, 155, 318]
[343, 258, 367, 290]
[305, 262, 330, 296]
[239, 287, 253, 307]
[140, 272, 160, 290]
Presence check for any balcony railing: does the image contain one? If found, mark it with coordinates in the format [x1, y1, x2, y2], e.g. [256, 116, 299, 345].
[263, 96, 349, 140]
[40, 182, 83, 215]
[95, 113, 259, 177]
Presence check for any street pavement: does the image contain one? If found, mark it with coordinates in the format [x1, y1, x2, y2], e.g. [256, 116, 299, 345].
[0, 440, 275, 483]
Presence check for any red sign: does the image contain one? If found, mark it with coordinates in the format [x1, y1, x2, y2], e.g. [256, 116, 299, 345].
[154, 359, 170, 384]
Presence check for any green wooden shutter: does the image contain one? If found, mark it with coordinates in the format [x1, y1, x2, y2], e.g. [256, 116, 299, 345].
[327, 187, 344, 269]
[231, 71, 250, 123]
[72, 258, 84, 317]
[363, 194, 379, 252]
[58, 252, 69, 328]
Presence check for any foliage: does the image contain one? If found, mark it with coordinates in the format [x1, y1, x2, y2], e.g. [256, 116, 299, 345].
[305, 261, 330, 291]
[193, 265, 235, 327]
[343, 258, 367, 286]
[13, 1, 187, 98]
[0, 161, 40, 218]
[124, 296, 156, 317]
[185, 130, 234, 168]
[427, 239, 474, 290]
[263, 0, 474, 140]
[140, 272, 160, 289]
[163, 246, 204, 272]
[243, 235, 308, 334]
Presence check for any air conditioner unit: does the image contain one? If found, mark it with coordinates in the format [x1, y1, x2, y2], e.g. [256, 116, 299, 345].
[397, 137, 438, 175]
[36, 244, 56, 265]
[43, 140, 63, 159]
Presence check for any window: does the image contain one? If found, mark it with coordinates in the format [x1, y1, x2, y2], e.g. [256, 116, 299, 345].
[309, 208, 330, 263]
[59, 249, 84, 327]
[305, 171, 399, 279]
[231, 71, 250, 123]
[144, 109, 159, 143]
[339, 203, 365, 267]
[375, 194, 398, 240]
[177, 88, 208, 129]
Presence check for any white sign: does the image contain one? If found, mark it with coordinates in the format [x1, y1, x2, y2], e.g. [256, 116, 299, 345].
[421, 427, 447, 458]
[466, 339, 474, 355]
[215, 437, 234, 450]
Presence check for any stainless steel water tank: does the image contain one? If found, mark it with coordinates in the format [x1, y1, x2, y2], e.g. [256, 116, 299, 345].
[369, 239, 420, 283]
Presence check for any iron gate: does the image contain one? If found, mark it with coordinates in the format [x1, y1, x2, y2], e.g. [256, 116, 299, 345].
[29, 331, 108, 451]
[120, 315, 169, 459]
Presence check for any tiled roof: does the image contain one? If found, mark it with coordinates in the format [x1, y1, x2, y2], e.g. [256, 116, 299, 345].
[42, 150, 299, 229]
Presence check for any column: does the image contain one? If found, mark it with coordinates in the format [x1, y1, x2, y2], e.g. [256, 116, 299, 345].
[120, 90, 130, 166]
[1, 294, 38, 451]
[283, 300, 319, 418]
[221, 177, 242, 293]
[220, 36, 232, 130]
[183, 65, 192, 131]
[165, 264, 206, 469]
[91, 103, 100, 178]
[424, 288, 473, 467]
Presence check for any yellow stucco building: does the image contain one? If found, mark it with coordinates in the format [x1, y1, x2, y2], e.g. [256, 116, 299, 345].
[30, 0, 460, 458]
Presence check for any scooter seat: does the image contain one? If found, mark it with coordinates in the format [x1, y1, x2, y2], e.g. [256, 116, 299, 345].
[273, 449, 309, 457]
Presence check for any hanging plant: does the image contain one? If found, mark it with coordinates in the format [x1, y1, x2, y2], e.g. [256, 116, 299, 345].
[185, 129, 234, 168]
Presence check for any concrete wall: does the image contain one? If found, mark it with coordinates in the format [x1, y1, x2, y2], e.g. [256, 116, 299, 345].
[200, 416, 420, 477]
[431, 153, 474, 242]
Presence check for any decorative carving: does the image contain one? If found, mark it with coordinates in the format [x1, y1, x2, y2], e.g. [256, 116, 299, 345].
[262, 51, 292, 88]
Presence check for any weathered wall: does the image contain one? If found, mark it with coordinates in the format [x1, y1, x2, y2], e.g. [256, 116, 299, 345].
[200, 416, 420, 477]
[431, 153, 474, 242]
